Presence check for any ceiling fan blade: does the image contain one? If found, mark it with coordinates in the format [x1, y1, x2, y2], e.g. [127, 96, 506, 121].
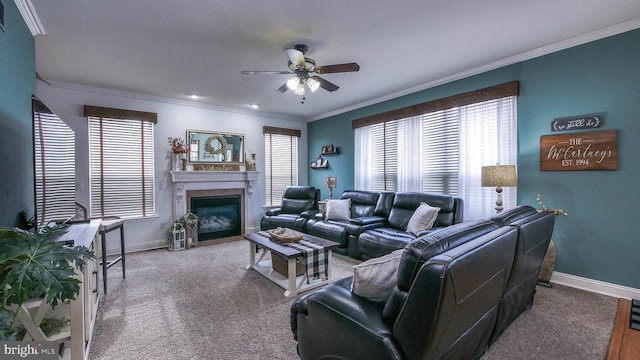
[241, 70, 292, 75]
[276, 83, 289, 93]
[314, 76, 340, 92]
[315, 63, 360, 74]
[286, 48, 306, 69]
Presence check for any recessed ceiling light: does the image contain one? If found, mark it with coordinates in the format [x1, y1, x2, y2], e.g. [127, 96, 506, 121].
[188, 93, 200, 99]
[249, 104, 259, 109]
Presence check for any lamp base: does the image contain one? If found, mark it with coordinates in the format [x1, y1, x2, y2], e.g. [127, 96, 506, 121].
[494, 186, 504, 213]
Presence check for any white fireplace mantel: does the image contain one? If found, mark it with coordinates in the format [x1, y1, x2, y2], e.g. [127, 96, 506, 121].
[170, 171, 259, 221]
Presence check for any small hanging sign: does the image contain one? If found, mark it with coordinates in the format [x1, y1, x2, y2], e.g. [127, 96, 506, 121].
[540, 129, 617, 171]
[551, 114, 603, 132]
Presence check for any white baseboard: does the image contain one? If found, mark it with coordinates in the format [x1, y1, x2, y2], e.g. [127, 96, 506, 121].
[105, 239, 166, 256]
[551, 271, 640, 300]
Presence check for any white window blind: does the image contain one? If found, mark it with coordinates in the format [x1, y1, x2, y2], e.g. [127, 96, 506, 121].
[33, 100, 76, 227]
[87, 106, 156, 219]
[264, 127, 300, 206]
[354, 82, 518, 220]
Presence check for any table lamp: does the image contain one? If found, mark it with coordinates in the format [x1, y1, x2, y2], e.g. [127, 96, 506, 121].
[481, 165, 517, 213]
[325, 176, 337, 199]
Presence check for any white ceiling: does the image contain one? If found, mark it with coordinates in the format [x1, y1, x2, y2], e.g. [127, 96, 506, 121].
[31, 0, 640, 121]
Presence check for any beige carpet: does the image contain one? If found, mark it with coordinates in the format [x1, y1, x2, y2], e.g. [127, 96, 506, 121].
[89, 239, 617, 360]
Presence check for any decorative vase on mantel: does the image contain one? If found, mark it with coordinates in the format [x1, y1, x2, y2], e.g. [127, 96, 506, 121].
[172, 153, 186, 171]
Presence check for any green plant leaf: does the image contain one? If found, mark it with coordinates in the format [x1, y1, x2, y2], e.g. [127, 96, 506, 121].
[0, 225, 94, 310]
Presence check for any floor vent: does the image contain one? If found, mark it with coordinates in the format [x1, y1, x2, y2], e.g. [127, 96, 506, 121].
[631, 299, 640, 331]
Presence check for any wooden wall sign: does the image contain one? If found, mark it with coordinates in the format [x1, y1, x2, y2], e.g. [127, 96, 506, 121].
[552, 114, 603, 132]
[540, 130, 617, 171]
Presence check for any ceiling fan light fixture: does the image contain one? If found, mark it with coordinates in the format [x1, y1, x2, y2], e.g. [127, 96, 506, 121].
[286, 77, 300, 91]
[293, 82, 305, 96]
[306, 77, 320, 92]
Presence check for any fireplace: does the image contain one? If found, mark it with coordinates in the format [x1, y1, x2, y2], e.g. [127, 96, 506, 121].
[186, 188, 245, 241]
[191, 195, 241, 240]
[171, 170, 259, 236]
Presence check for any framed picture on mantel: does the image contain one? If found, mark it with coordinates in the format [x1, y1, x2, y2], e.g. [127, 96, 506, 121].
[540, 129, 617, 171]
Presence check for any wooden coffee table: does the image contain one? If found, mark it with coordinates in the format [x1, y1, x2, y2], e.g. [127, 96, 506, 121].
[244, 231, 340, 297]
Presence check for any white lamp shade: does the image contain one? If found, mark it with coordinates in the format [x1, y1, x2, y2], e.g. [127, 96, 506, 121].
[481, 165, 517, 187]
[306, 77, 320, 92]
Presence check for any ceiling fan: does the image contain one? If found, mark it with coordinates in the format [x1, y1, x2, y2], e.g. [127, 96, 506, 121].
[241, 44, 360, 97]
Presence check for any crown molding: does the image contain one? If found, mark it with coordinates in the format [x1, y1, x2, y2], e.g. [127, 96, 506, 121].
[14, 0, 45, 35]
[308, 17, 640, 122]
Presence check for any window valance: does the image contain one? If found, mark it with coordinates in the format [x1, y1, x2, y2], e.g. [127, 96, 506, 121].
[352, 81, 519, 129]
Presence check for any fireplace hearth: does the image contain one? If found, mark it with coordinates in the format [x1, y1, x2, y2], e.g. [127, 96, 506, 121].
[191, 195, 241, 240]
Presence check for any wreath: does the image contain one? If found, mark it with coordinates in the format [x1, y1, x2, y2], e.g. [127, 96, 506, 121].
[204, 134, 228, 155]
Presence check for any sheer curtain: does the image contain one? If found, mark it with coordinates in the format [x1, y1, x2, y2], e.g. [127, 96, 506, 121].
[458, 97, 518, 219]
[354, 126, 372, 190]
[397, 116, 422, 191]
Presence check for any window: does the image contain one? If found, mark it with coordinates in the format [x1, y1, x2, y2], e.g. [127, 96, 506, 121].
[354, 82, 518, 220]
[33, 98, 76, 227]
[264, 126, 300, 206]
[85, 105, 157, 219]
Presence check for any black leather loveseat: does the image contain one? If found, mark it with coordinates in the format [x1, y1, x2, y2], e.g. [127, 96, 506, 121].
[291, 206, 555, 359]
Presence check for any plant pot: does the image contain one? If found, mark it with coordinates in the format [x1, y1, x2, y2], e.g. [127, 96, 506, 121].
[538, 239, 556, 287]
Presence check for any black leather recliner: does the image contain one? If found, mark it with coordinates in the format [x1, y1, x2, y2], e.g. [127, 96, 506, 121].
[489, 206, 555, 344]
[260, 186, 320, 232]
[291, 220, 518, 360]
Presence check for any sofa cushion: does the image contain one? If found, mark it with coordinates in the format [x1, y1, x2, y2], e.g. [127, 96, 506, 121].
[382, 220, 499, 325]
[351, 249, 404, 301]
[358, 228, 416, 260]
[406, 202, 440, 235]
[341, 190, 380, 218]
[326, 199, 351, 221]
[281, 198, 315, 214]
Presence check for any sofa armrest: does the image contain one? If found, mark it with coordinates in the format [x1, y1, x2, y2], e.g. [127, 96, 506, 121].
[300, 209, 320, 219]
[313, 212, 326, 221]
[347, 216, 387, 236]
[291, 278, 402, 360]
[350, 216, 387, 226]
[415, 226, 447, 238]
[265, 208, 282, 216]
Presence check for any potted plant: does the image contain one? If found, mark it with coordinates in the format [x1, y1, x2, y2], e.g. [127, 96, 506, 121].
[0, 225, 94, 340]
[536, 194, 568, 286]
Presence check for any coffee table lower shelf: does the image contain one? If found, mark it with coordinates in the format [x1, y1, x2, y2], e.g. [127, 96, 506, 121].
[248, 258, 334, 297]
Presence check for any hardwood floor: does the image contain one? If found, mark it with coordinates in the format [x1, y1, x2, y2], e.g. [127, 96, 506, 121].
[606, 298, 640, 360]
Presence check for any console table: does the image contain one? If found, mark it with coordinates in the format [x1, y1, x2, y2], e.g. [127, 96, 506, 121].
[14, 220, 101, 360]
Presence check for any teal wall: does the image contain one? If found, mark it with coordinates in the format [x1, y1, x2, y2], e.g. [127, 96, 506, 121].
[308, 28, 640, 289]
[0, 2, 36, 226]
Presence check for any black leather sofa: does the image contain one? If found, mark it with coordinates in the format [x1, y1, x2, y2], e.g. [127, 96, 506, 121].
[291, 220, 516, 359]
[304, 190, 389, 258]
[260, 186, 320, 232]
[290, 206, 556, 359]
[356, 192, 464, 260]
[304, 190, 463, 260]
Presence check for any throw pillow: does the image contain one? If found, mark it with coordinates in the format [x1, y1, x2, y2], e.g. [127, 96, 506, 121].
[406, 202, 441, 236]
[326, 199, 351, 221]
[351, 249, 404, 302]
